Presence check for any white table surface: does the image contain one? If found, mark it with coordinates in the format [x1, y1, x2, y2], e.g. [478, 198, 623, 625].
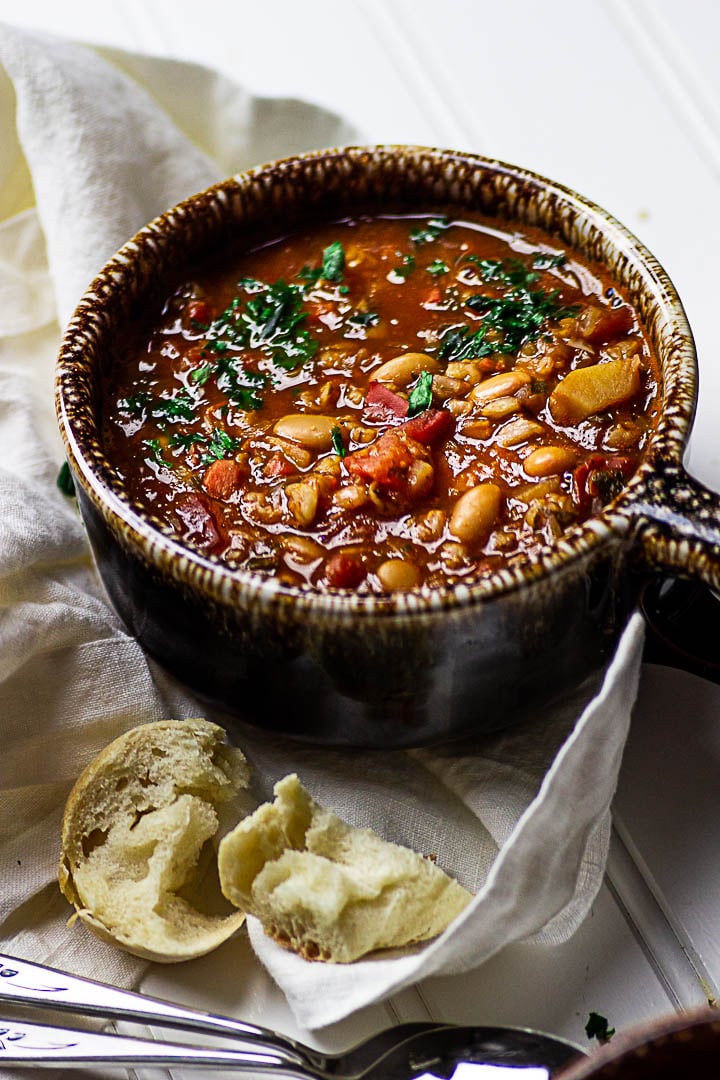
[2, 0, 719, 1071]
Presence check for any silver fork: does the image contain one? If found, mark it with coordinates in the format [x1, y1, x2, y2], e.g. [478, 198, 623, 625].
[0, 953, 582, 1076]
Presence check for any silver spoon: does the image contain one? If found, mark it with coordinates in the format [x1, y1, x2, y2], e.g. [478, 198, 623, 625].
[0, 953, 584, 1077]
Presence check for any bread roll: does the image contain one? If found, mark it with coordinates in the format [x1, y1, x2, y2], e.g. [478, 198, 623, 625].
[59, 718, 252, 962]
[218, 773, 472, 963]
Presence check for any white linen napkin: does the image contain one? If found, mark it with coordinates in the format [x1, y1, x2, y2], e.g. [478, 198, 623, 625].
[0, 22, 645, 1033]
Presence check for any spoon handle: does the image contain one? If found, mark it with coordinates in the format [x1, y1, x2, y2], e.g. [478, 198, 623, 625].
[0, 953, 300, 1051]
[0, 1016, 311, 1074]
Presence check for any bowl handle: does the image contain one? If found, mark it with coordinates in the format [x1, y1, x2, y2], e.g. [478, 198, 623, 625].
[631, 460, 720, 588]
[630, 461, 720, 681]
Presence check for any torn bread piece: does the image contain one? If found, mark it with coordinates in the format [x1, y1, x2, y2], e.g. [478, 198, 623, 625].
[59, 718, 253, 962]
[218, 773, 472, 963]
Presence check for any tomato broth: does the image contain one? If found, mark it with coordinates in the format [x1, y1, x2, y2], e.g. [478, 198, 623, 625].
[103, 211, 660, 593]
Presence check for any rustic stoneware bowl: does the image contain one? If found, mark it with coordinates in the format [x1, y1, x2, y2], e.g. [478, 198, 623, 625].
[56, 146, 720, 747]
[558, 1007, 720, 1078]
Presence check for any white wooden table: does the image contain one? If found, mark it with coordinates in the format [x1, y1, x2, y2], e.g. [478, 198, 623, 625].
[2, 0, 719, 1067]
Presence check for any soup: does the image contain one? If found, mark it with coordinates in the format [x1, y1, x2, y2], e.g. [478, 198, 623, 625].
[103, 210, 660, 593]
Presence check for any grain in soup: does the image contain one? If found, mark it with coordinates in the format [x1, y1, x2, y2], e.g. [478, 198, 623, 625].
[103, 210, 660, 593]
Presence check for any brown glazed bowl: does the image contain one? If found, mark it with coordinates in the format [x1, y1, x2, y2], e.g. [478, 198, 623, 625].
[558, 1006, 720, 1078]
[55, 146, 720, 747]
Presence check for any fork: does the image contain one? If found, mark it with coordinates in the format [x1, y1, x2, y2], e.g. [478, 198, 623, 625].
[0, 953, 581, 1076]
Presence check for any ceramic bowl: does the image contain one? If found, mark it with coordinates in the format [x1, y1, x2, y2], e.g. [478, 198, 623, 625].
[559, 1006, 720, 1078]
[55, 146, 720, 747]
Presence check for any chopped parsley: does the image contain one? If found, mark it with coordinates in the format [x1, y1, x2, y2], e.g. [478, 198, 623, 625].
[427, 259, 449, 277]
[585, 1012, 615, 1043]
[438, 325, 493, 364]
[532, 252, 567, 271]
[331, 425, 347, 458]
[169, 427, 240, 464]
[56, 461, 75, 497]
[123, 392, 197, 424]
[408, 370, 433, 416]
[143, 438, 170, 466]
[410, 216, 450, 244]
[190, 363, 213, 385]
[438, 254, 581, 358]
[321, 241, 345, 282]
[202, 282, 313, 366]
[392, 254, 416, 280]
[347, 311, 379, 328]
[299, 241, 346, 287]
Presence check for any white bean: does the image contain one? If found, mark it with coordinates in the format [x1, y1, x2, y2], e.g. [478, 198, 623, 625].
[523, 446, 576, 477]
[273, 414, 337, 450]
[376, 559, 420, 592]
[449, 483, 502, 546]
[372, 352, 441, 386]
[469, 369, 531, 405]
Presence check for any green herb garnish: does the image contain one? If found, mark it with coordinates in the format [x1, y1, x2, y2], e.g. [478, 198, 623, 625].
[299, 242, 346, 288]
[150, 393, 196, 423]
[190, 363, 213, 385]
[585, 1013, 615, 1043]
[56, 461, 75, 497]
[407, 370, 434, 416]
[392, 254, 416, 280]
[451, 255, 579, 356]
[143, 438, 170, 466]
[438, 325, 492, 363]
[347, 311, 379, 328]
[321, 241, 345, 282]
[427, 259, 449, 277]
[331, 425, 347, 458]
[532, 252, 567, 271]
[410, 216, 449, 244]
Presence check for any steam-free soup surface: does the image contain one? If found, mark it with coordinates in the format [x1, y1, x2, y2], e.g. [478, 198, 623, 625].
[103, 211, 659, 593]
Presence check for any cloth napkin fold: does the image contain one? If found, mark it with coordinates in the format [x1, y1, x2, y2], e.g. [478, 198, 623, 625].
[0, 21, 645, 1034]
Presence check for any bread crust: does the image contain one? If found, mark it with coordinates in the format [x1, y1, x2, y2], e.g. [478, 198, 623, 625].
[59, 718, 251, 962]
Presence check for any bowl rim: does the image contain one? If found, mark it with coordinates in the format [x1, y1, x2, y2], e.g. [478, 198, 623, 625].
[55, 143, 698, 619]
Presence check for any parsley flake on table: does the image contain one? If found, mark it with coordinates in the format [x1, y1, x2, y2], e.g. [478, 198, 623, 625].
[56, 461, 75, 497]
[585, 1012, 615, 1043]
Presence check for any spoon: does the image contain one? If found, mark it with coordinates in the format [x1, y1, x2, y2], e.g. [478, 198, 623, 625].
[0, 953, 583, 1077]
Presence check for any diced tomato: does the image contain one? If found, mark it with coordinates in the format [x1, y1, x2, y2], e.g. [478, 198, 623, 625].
[175, 492, 221, 551]
[324, 551, 366, 588]
[423, 286, 442, 307]
[203, 458, 244, 500]
[347, 431, 416, 492]
[264, 453, 296, 478]
[365, 380, 409, 421]
[185, 299, 213, 325]
[401, 408, 455, 445]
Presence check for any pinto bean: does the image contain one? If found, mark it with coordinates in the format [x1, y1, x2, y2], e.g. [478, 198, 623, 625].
[449, 483, 502, 545]
[372, 352, 441, 386]
[273, 414, 337, 450]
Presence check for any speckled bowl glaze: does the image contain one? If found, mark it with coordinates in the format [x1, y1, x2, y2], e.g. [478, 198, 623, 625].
[56, 146, 720, 747]
[558, 1007, 720, 1078]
